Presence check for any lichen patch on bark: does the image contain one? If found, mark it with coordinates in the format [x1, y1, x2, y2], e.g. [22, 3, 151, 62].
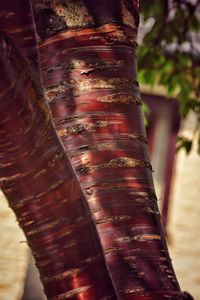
[46, 78, 138, 93]
[97, 93, 141, 105]
[121, 0, 136, 29]
[76, 157, 152, 174]
[50, 0, 94, 28]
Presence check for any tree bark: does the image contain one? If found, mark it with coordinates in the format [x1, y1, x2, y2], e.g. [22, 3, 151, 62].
[32, 0, 192, 299]
[0, 0, 194, 299]
[0, 7, 118, 299]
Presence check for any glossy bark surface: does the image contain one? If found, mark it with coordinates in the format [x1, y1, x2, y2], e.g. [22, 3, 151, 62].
[0, 30, 117, 300]
[0, 0, 194, 299]
[34, 1, 188, 298]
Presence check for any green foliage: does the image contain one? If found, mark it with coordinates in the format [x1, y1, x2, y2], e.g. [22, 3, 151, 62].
[176, 136, 193, 154]
[138, 0, 200, 154]
[141, 101, 150, 126]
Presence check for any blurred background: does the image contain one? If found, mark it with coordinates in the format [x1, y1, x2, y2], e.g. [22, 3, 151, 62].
[0, 0, 199, 299]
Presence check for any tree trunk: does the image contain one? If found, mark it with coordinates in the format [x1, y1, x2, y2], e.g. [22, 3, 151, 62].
[32, 0, 192, 299]
[0, 5, 118, 299]
[0, 0, 194, 299]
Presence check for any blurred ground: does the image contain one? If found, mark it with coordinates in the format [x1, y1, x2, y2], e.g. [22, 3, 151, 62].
[168, 113, 200, 300]
[0, 190, 28, 300]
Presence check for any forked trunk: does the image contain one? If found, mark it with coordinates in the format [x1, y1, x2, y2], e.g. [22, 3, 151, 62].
[0, 4, 118, 299]
[0, 0, 193, 299]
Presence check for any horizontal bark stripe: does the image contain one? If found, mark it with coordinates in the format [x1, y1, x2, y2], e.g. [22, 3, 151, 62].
[45, 78, 138, 92]
[41, 45, 136, 69]
[47, 89, 141, 104]
[42, 267, 83, 283]
[56, 115, 145, 139]
[120, 291, 188, 299]
[97, 93, 141, 105]
[75, 157, 152, 173]
[54, 109, 143, 126]
[38, 252, 102, 270]
[44, 264, 115, 298]
[95, 213, 157, 227]
[43, 62, 134, 82]
[89, 195, 157, 212]
[24, 215, 92, 242]
[43, 57, 125, 74]
[72, 147, 150, 166]
[68, 140, 146, 157]
[25, 215, 86, 237]
[8, 179, 72, 210]
[63, 133, 148, 153]
[39, 24, 137, 48]
[33, 233, 102, 261]
[42, 51, 137, 83]
[1, 151, 66, 181]
[48, 286, 91, 300]
[49, 99, 142, 121]
[80, 169, 154, 187]
[84, 186, 154, 199]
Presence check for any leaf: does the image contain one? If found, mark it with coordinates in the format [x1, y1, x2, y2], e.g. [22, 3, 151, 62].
[176, 136, 193, 155]
[141, 101, 150, 126]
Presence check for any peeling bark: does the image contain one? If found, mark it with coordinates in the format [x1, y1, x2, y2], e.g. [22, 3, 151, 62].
[0, 23, 118, 300]
[34, 1, 191, 299]
[38, 23, 181, 299]
[0, 0, 194, 299]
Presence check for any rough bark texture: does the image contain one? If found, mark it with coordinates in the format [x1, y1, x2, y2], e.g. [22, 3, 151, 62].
[0, 0, 194, 299]
[0, 5, 118, 299]
[32, 0, 192, 299]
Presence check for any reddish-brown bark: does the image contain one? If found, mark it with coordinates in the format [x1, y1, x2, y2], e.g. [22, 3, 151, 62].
[35, 1, 193, 299]
[0, 25, 117, 300]
[0, 1, 40, 77]
[38, 22, 180, 299]
[0, 0, 194, 299]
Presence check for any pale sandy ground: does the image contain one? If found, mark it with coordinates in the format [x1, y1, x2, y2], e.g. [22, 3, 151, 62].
[0, 113, 199, 299]
[168, 113, 200, 300]
[0, 190, 28, 300]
